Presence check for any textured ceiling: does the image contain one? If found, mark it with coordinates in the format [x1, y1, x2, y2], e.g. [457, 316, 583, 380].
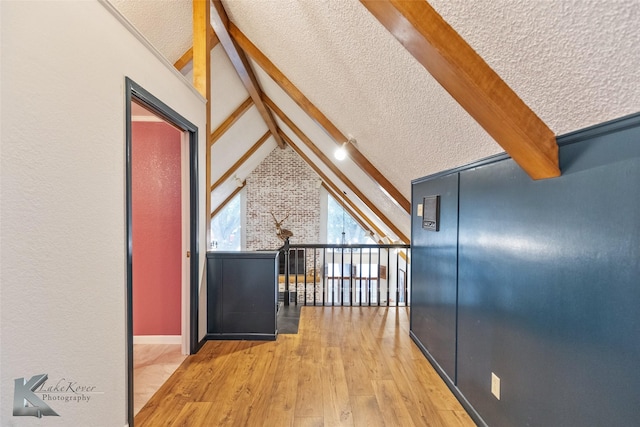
[251, 59, 411, 240]
[223, 0, 499, 195]
[428, 0, 640, 134]
[110, 0, 640, 242]
[109, 0, 193, 63]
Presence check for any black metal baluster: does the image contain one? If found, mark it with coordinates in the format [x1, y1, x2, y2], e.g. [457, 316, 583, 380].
[331, 248, 336, 306]
[313, 249, 317, 306]
[368, 247, 372, 306]
[322, 248, 326, 306]
[284, 240, 290, 306]
[377, 247, 381, 307]
[303, 248, 307, 306]
[396, 248, 400, 307]
[404, 248, 409, 306]
[358, 247, 363, 307]
[349, 248, 354, 307]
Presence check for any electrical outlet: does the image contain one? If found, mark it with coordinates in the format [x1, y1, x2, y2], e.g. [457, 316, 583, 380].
[491, 372, 501, 400]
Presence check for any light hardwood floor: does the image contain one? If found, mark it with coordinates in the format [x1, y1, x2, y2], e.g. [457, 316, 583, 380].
[135, 307, 475, 426]
[134, 344, 187, 415]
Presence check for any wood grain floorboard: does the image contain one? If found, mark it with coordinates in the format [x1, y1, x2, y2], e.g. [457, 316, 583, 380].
[169, 402, 213, 427]
[134, 307, 475, 427]
[351, 395, 385, 427]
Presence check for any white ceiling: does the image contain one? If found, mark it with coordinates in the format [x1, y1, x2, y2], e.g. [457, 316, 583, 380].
[429, 0, 640, 135]
[109, 0, 640, 242]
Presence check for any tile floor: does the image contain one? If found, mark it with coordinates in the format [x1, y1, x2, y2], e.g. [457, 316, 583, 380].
[133, 344, 186, 415]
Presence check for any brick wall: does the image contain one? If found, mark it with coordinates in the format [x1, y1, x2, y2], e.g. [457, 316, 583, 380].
[246, 145, 321, 250]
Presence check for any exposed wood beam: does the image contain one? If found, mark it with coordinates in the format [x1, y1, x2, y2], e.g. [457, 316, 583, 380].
[174, 26, 219, 71]
[193, 0, 212, 244]
[360, 0, 560, 180]
[210, 131, 271, 192]
[272, 106, 409, 243]
[210, 96, 253, 146]
[210, 1, 284, 148]
[322, 182, 381, 239]
[282, 131, 390, 242]
[174, 50, 193, 72]
[230, 23, 410, 213]
[211, 182, 245, 220]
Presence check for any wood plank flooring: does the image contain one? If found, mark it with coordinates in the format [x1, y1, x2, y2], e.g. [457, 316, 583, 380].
[135, 307, 475, 427]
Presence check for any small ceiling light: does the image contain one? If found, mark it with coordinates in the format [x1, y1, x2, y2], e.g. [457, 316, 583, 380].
[334, 143, 347, 161]
[334, 137, 356, 161]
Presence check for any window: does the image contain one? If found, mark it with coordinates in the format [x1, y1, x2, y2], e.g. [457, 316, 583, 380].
[327, 195, 375, 245]
[210, 193, 241, 251]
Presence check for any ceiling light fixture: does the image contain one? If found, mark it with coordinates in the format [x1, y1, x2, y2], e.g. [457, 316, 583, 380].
[334, 137, 356, 161]
[334, 142, 347, 161]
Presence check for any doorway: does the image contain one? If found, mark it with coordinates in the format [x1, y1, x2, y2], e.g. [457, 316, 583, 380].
[125, 78, 200, 426]
[131, 103, 184, 415]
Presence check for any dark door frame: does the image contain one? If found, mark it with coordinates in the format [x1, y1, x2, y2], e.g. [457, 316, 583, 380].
[125, 77, 200, 425]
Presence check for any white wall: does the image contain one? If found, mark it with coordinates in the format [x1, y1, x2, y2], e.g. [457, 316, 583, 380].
[0, 1, 206, 425]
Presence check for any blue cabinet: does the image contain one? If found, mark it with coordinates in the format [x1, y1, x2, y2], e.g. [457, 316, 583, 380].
[206, 251, 278, 340]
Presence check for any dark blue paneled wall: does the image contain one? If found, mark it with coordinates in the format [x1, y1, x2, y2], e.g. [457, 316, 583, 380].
[411, 173, 459, 380]
[411, 114, 640, 427]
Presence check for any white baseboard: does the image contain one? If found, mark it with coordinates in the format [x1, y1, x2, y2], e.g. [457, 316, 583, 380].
[133, 335, 181, 345]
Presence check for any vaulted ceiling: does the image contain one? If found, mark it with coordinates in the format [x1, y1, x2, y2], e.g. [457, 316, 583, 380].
[111, 0, 640, 244]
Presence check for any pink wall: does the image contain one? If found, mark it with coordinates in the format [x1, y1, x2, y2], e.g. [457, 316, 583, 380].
[132, 121, 182, 335]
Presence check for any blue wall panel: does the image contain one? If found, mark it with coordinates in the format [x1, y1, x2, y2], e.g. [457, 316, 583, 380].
[411, 114, 640, 426]
[411, 173, 459, 380]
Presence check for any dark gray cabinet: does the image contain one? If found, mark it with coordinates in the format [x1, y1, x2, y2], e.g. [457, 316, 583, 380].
[206, 251, 278, 340]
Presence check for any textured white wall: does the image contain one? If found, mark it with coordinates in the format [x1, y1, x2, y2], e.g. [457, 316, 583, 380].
[0, 1, 206, 425]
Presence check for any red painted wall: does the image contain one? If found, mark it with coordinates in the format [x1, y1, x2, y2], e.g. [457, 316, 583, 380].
[132, 121, 182, 335]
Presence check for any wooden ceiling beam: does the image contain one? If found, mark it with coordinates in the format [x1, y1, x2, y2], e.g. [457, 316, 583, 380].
[360, 0, 560, 180]
[193, 0, 212, 245]
[211, 182, 245, 220]
[210, 130, 271, 192]
[210, 1, 284, 148]
[269, 98, 409, 243]
[174, 25, 219, 71]
[210, 96, 253, 146]
[230, 23, 410, 212]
